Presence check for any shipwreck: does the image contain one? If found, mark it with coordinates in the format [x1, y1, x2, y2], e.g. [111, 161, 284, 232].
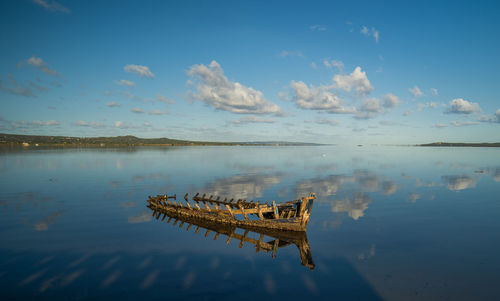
[147, 192, 316, 270]
[147, 192, 315, 232]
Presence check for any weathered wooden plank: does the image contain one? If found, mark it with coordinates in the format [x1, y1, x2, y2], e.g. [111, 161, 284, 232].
[238, 203, 249, 221]
[256, 204, 264, 220]
[225, 205, 235, 219]
[272, 239, 280, 259]
[226, 230, 233, 244]
[239, 230, 249, 248]
[272, 201, 278, 219]
[256, 233, 264, 253]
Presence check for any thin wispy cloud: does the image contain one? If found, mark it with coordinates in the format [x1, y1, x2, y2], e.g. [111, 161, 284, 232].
[323, 59, 344, 72]
[0, 75, 36, 97]
[115, 79, 135, 87]
[33, 0, 70, 14]
[361, 26, 379, 43]
[124, 64, 155, 78]
[148, 110, 168, 115]
[450, 121, 479, 127]
[72, 121, 106, 128]
[280, 50, 303, 58]
[106, 102, 121, 108]
[21, 56, 60, 76]
[409, 86, 423, 97]
[315, 118, 339, 126]
[156, 94, 175, 104]
[310, 24, 327, 31]
[130, 108, 145, 114]
[478, 109, 500, 123]
[231, 116, 275, 125]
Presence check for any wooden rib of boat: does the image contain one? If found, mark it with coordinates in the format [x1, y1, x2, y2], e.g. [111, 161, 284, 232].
[146, 192, 315, 232]
[148, 201, 315, 270]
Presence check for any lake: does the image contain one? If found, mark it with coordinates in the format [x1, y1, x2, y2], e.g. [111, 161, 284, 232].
[1, 146, 499, 300]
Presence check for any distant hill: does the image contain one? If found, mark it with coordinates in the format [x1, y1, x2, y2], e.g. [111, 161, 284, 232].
[0, 133, 321, 147]
[419, 142, 500, 147]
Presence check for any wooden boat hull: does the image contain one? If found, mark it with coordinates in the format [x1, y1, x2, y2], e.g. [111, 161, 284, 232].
[147, 192, 315, 232]
[148, 202, 307, 231]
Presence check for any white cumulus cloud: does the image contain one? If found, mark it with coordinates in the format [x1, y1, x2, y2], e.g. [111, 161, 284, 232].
[360, 98, 382, 113]
[187, 60, 281, 115]
[333, 66, 373, 96]
[383, 93, 399, 108]
[447, 98, 481, 114]
[290, 81, 344, 111]
[124, 64, 155, 78]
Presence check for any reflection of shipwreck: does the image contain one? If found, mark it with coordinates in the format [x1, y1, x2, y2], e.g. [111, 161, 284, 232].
[147, 193, 316, 270]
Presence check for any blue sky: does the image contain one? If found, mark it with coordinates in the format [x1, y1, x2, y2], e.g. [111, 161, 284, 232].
[1, 0, 499, 144]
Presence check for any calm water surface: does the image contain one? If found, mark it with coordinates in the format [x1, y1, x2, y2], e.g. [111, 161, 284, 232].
[1, 146, 499, 300]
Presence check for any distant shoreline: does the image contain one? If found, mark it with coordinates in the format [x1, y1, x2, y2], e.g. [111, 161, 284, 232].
[419, 142, 500, 147]
[0, 133, 322, 147]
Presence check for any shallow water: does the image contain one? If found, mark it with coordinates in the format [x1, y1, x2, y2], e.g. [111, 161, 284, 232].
[1, 146, 499, 300]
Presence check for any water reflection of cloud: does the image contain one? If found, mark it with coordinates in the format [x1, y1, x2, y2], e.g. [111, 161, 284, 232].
[18, 269, 47, 286]
[101, 256, 121, 270]
[355, 170, 380, 192]
[100, 270, 122, 288]
[315, 163, 338, 173]
[128, 212, 152, 224]
[33, 211, 65, 231]
[182, 271, 196, 289]
[331, 193, 371, 220]
[231, 163, 274, 173]
[60, 269, 85, 287]
[137, 256, 152, 270]
[442, 175, 477, 191]
[302, 274, 318, 293]
[139, 269, 160, 290]
[120, 201, 137, 208]
[202, 174, 281, 200]
[264, 273, 276, 294]
[382, 181, 398, 195]
[408, 193, 420, 203]
[487, 167, 500, 182]
[295, 175, 355, 200]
